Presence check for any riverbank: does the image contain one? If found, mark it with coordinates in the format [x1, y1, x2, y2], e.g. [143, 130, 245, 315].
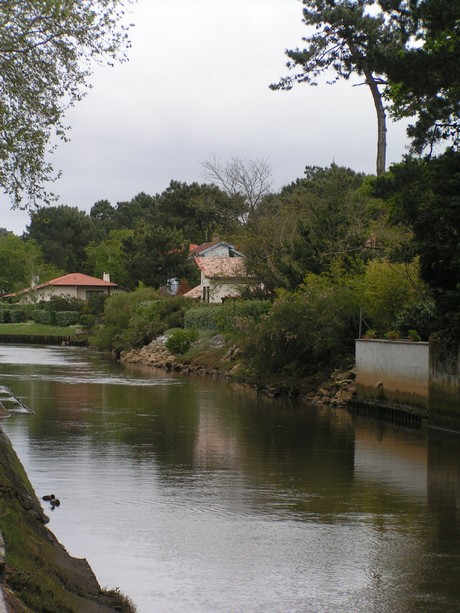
[120, 334, 357, 408]
[0, 427, 136, 612]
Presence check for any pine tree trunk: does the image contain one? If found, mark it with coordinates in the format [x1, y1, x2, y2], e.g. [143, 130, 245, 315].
[364, 67, 387, 176]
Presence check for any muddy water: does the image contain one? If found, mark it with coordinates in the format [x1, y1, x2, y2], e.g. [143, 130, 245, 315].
[1, 344, 459, 613]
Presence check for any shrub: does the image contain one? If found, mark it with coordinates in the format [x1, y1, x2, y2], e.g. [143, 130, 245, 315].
[32, 310, 55, 325]
[0, 310, 11, 323]
[165, 328, 199, 355]
[184, 306, 219, 330]
[55, 311, 80, 326]
[41, 296, 85, 313]
[10, 310, 27, 323]
[79, 313, 96, 329]
[242, 274, 359, 377]
[407, 329, 421, 342]
[184, 301, 271, 332]
[395, 299, 437, 341]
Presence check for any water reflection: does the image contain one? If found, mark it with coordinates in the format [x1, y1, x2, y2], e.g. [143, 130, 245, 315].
[1, 345, 459, 612]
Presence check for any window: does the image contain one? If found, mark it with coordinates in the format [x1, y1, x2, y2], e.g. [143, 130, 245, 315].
[86, 290, 104, 299]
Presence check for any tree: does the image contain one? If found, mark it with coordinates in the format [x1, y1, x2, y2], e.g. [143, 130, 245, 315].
[240, 164, 381, 290]
[26, 205, 95, 271]
[85, 229, 133, 287]
[271, 0, 404, 175]
[0, 0, 131, 207]
[380, 0, 460, 153]
[202, 156, 272, 222]
[374, 150, 460, 340]
[122, 222, 192, 290]
[0, 233, 61, 294]
[89, 199, 117, 240]
[156, 180, 237, 243]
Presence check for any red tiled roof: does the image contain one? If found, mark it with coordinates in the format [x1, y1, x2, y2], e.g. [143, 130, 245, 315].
[2, 273, 118, 298]
[183, 284, 202, 299]
[41, 273, 118, 288]
[194, 257, 248, 279]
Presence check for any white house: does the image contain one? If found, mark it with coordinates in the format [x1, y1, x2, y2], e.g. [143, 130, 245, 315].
[184, 256, 256, 303]
[3, 273, 122, 303]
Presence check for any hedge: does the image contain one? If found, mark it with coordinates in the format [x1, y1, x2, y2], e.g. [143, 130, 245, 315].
[10, 310, 27, 323]
[184, 300, 271, 332]
[32, 310, 55, 325]
[55, 311, 80, 326]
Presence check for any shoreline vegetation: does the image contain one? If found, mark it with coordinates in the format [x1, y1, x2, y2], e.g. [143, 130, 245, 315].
[119, 334, 357, 409]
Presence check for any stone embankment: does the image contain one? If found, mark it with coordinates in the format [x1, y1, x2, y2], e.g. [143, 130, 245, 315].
[120, 335, 356, 408]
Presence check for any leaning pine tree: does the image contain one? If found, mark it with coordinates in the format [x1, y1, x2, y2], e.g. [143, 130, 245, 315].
[271, 0, 404, 176]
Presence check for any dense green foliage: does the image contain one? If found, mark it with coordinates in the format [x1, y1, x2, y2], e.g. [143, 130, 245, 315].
[374, 150, 460, 340]
[90, 289, 192, 350]
[241, 273, 359, 379]
[184, 300, 271, 332]
[55, 311, 80, 327]
[165, 328, 199, 355]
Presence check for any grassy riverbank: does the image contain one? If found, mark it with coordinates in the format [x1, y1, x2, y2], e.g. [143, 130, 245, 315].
[0, 428, 136, 612]
[0, 322, 80, 336]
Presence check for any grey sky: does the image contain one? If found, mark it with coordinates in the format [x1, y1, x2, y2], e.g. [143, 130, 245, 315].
[3, 0, 410, 235]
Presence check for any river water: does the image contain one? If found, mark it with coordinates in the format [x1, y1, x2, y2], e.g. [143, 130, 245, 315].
[0, 344, 459, 613]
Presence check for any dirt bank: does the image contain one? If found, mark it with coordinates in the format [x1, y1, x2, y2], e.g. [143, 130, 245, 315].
[120, 335, 356, 408]
[0, 428, 136, 612]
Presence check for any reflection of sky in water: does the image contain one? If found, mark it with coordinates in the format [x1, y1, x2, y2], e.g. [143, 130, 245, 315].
[0, 345, 182, 386]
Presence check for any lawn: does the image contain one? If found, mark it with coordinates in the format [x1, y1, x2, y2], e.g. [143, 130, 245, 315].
[0, 321, 80, 336]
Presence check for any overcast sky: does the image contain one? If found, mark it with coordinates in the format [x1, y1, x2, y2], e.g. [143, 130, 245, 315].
[3, 0, 411, 235]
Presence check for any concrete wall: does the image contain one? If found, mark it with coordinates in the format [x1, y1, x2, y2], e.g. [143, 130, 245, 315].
[356, 339, 430, 410]
[429, 342, 460, 430]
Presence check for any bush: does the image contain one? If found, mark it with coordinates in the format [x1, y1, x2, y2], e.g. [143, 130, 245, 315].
[184, 306, 219, 330]
[242, 273, 359, 377]
[32, 310, 55, 325]
[55, 311, 80, 326]
[41, 296, 85, 313]
[10, 310, 27, 323]
[184, 300, 271, 332]
[165, 328, 199, 355]
[395, 299, 437, 341]
[79, 314, 96, 329]
[0, 309, 11, 323]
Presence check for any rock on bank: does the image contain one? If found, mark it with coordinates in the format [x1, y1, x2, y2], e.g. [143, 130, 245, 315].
[0, 428, 135, 612]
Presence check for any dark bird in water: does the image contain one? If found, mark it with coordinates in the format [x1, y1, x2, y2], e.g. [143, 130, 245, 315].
[42, 494, 55, 501]
[51, 499, 60, 508]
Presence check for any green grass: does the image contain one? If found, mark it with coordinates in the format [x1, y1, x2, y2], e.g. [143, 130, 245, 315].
[0, 321, 79, 336]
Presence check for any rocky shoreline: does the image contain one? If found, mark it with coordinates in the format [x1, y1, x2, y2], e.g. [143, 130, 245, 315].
[120, 335, 357, 408]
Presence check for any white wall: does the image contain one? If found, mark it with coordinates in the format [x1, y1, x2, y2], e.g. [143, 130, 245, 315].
[356, 339, 430, 409]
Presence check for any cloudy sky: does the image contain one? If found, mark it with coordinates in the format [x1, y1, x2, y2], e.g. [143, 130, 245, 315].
[3, 0, 411, 235]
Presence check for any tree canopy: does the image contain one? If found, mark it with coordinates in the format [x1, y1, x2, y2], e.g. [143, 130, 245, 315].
[380, 0, 460, 153]
[0, 0, 131, 208]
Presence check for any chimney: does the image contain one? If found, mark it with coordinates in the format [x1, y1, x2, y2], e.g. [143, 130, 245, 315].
[103, 272, 111, 282]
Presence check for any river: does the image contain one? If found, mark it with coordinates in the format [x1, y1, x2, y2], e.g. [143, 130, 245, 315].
[0, 344, 459, 612]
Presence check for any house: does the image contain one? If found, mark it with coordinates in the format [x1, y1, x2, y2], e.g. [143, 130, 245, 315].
[188, 240, 243, 259]
[2, 272, 122, 303]
[184, 256, 256, 303]
[166, 241, 243, 296]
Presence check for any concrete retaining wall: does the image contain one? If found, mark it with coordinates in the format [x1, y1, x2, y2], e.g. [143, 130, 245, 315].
[355, 339, 460, 431]
[429, 342, 460, 430]
[355, 339, 430, 412]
